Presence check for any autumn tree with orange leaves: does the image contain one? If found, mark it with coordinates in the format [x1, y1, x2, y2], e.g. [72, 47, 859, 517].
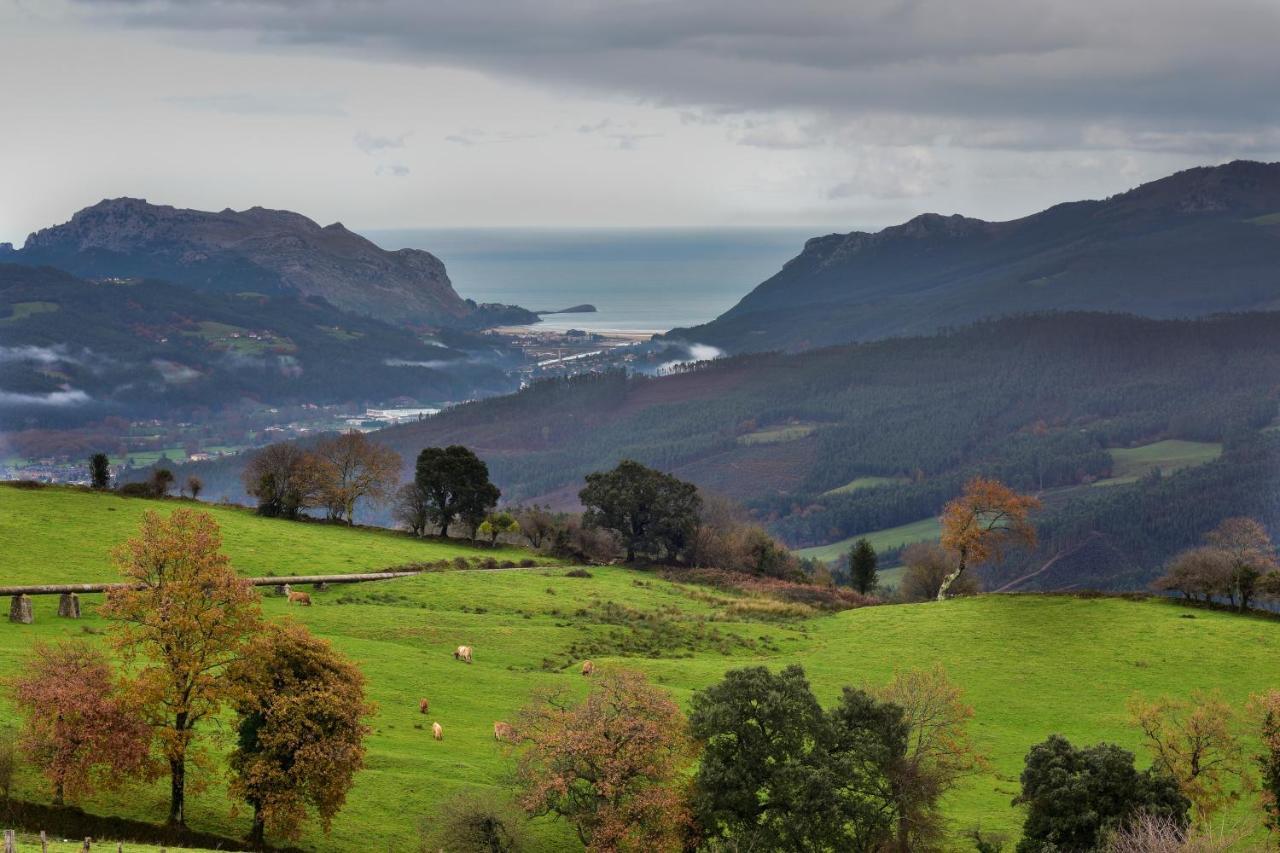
[873, 665, 986, 851]
[937, 477, 1039, 600]
[1128, 690, 1250, 821]
[100, 509, 261, 827]
[515, 669, 697, 852]
[11, 639, 152, 806]
[225, 622, 375, 846]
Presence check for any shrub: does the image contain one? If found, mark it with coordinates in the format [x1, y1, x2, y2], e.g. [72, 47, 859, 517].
[566, 568, 593, 578]
[419, 789, 529, 853]
[117, 481, 155, 498]
[519, 558, 537, 568]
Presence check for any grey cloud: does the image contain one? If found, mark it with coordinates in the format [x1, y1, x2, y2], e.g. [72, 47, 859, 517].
[375, 164, 411, 177]
[74, 0, 1280, 154]
[166, 92, 346, 116]
[0, 344, 75, 364]
[0, 388, 91, 407]
[354, 131, 408, 154]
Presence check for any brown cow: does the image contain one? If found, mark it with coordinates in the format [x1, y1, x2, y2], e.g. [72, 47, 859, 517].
[287, 590, 312, 606]
[493, 721, 515, 742]
[432, 722, 443, 741]
[581, 660, 595, 677]
[419, 698, 430, 715]
[453, 645, 473, 664]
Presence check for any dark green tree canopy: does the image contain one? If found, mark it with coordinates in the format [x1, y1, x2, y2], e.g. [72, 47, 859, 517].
[414, 445, 500, 538]
[579, 460, 701, 563]
[88, 453, 111, 490]
[1015, 734, 1189, 853]
[689, 664, 905, 852]
[849, 537, 879, 594]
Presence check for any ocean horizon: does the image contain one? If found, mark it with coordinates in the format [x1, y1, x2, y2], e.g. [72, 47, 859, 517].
[367, 227, 851, 334]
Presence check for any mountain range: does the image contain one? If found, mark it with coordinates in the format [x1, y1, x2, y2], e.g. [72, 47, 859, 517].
[671, 160, 1280, 352]
[0, 198, 535, 328]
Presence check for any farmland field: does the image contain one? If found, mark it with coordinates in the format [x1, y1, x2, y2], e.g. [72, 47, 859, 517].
[1093, 439, 1222, 487]
[1, 487, 1278, 851]
[795, 516, 942, 563]
[820, 475, 910, 497]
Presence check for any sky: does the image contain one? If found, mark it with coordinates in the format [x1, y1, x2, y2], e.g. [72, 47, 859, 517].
[2, 0, 1279, 244]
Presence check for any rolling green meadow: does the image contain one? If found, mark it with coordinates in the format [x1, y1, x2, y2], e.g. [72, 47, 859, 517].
[2, 486, 1280, 850]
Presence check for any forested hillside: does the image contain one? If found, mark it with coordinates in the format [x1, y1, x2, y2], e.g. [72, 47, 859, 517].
[0, 264, 517, 429]
[189, 311, 1280, 589]
[671, 160, 1280, 352]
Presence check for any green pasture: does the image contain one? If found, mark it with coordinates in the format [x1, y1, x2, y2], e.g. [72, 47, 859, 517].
[1093, 439, 1222, 487]
[821, 475, 910, 497]
[795, 516, 942, 563]
[0, 488, 1278, 850]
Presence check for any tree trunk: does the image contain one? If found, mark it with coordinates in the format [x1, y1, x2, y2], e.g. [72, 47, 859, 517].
[168, 756, 186, 826]
[936, 549, 967, 601]
[248, 805, 266, 848]
[53, 780, 65, 807]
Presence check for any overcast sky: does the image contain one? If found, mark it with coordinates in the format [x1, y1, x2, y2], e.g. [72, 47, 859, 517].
[2, 0, 1278, 243]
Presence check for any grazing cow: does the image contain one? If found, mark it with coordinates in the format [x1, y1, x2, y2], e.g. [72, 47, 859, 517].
[493, 721, 515, 742]
[287, 590, 312, 606]
[453, 645, 473, 663]
[419, 698, 430, 715]
[581, 660, 595, 677]
[432, 722, 443, 741]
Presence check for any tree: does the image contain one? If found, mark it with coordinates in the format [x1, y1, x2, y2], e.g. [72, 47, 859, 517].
[391, 481, 431, 536]
[100, 509, 262, 826]
[873, 666, 985, 851]
[242, 443, 324, 519]
[1250, 689, 1280, 835]
[1128, 691, 1248, 821]
[1204, 517, 1277, 612]
[689, 664, 903, 852]
[579, 460, 701, 563]
[225, 622, 374, 845]
[11, 640, 152, 806]
[515, 505, 558, 549]
[516, 669, 695, 851]
[414, 446, 500, 538]
[478, 511, 520, 545]
[88, 452, 111, 490]
[313, 431, 402, 524]
[1153, 547, 1235, 604]
[150, 467, 176, 497]
[938, 477, 1039, 600]
[421, 789, 530, 853]
[185, 475, 203, 500]
[849, 537, 879, 594]
[1015, 735, 1189, 853]
[899, 542, 980, 602]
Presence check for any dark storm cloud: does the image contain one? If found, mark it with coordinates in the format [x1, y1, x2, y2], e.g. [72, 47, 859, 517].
[75, 0, 1280, 152]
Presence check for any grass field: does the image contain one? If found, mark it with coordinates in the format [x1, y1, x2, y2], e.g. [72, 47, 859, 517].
[821, 475, 910, 497]
[795, 516, 942, 563]
[0, 301, 60, 324]
[736, 424, 816, 445]
[1093, 439, 1222, 487]
[0, 486, 544, 585]
[1, 488, 1279, 851]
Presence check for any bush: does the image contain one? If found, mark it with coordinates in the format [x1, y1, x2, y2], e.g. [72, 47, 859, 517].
[116, 482, 155, 498]
[480, 557, 500, 571]
[6, 479, 45, 490]
[565, 568, 593, 578]
[419, 789, 529, 853]
[519, 558, 537, 568]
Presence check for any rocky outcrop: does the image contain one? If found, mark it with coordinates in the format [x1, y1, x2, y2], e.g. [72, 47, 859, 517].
[12, 198, 530, 327]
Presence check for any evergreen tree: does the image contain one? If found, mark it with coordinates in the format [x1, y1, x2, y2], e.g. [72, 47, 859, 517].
[849, 537, 878, 594]
[88, 453, 111, 490]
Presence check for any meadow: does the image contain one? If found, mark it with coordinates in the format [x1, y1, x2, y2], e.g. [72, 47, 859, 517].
[1, 487, 1279, 851]
[795, 516, 942, 563]
[1093, 439, 1223, 487]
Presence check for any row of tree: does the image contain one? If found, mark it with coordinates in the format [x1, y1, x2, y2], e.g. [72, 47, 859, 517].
[1154, 516, 1280, 611]
[8, 510, 374, 845]
[434, 661, 1280, 852]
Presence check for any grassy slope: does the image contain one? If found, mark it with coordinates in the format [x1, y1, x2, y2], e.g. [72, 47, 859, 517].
[1, 488, 1279, 850]
[821, 475, 910, 497]
[795, 516, 942, 563]
[1093, 439, 1223, 487]
[0, 487, 541, 585]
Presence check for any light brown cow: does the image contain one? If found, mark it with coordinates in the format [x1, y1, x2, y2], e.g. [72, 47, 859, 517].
[419, 698, 430, 715]
[581, 660, 595, 677]
[453, 645, 473, 663]
[432, 722, 443, 741]
[493, 721, 515, 742]
[287, 591, 312, 606]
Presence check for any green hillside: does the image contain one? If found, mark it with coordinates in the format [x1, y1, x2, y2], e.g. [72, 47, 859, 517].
[2, 487, 1279, 850]
[795, 516, 941, 563]
[1093, 439, 1223, 487]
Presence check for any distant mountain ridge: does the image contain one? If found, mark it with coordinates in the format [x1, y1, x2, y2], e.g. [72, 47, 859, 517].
[0, 198, 535, 327]
[671, 160, 1280, 351]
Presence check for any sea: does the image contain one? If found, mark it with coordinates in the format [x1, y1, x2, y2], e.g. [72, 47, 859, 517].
[367, 228, 839, 334]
